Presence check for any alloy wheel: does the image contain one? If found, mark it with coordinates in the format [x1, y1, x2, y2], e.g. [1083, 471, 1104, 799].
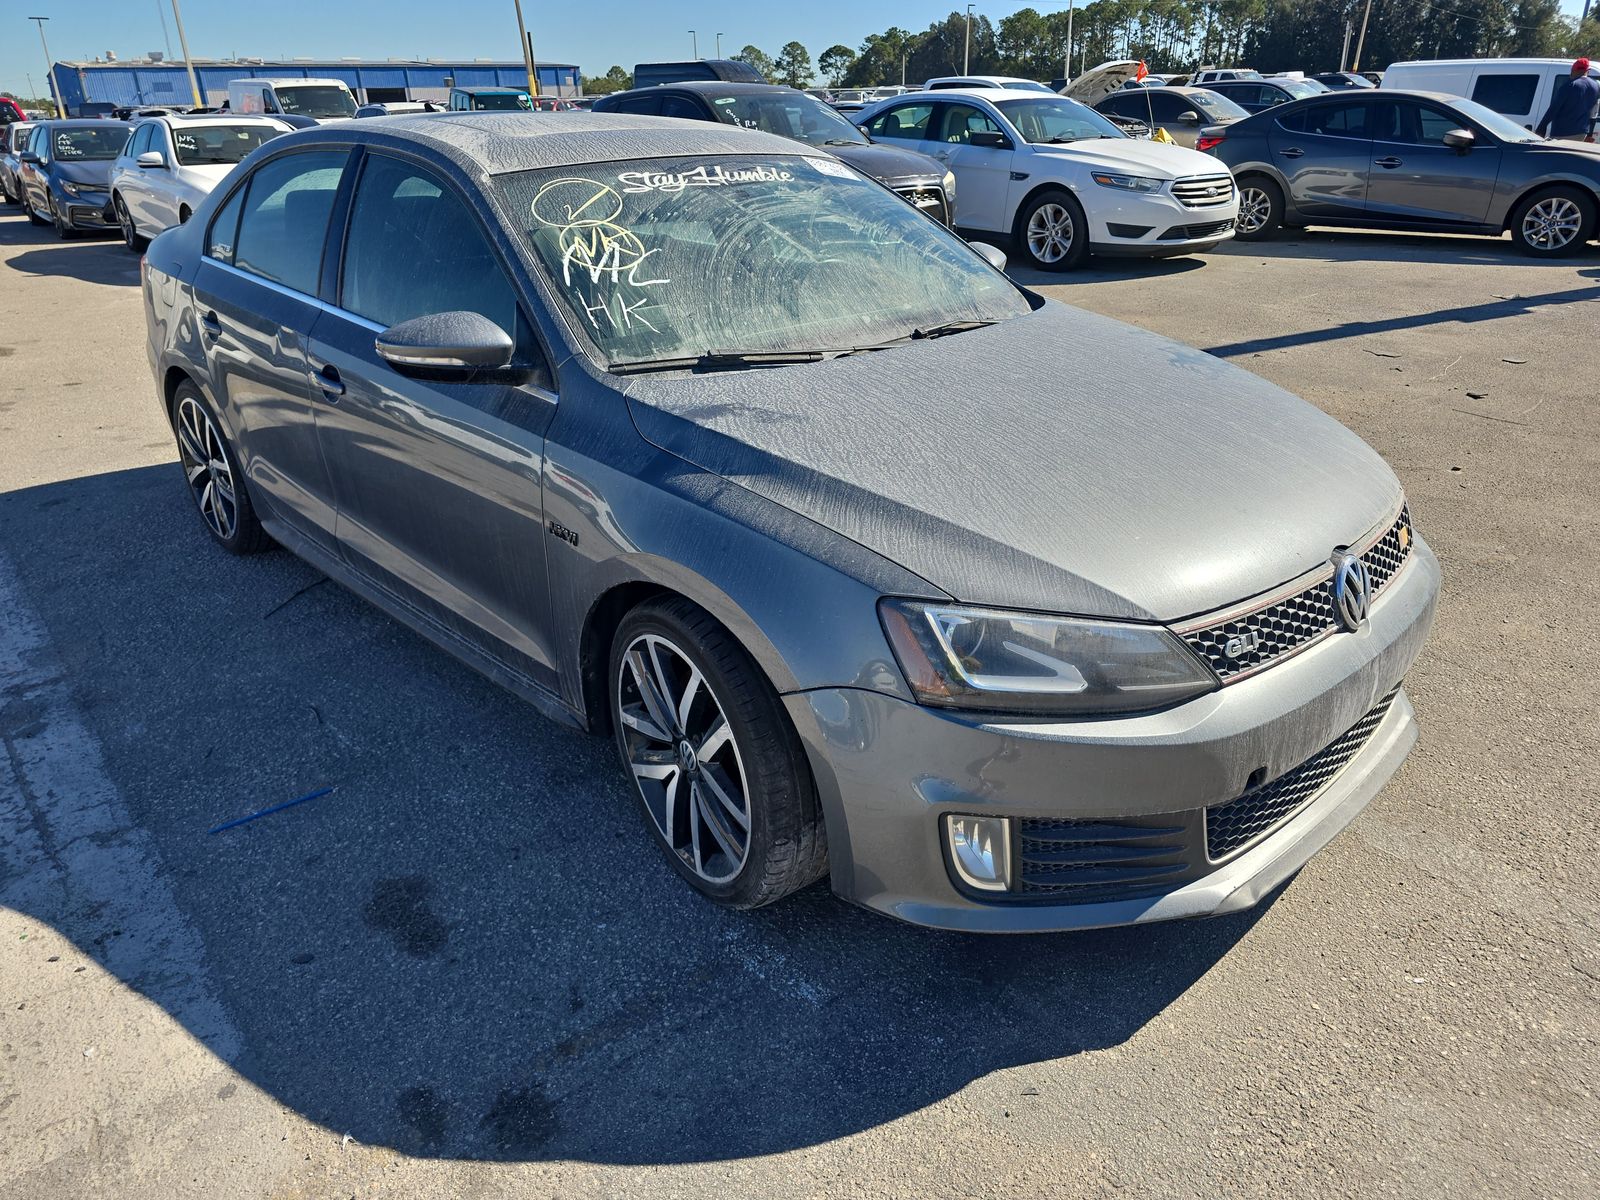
[616, 632, 752, 884]
[1237, 186, 1272, 235]
[1026, 202, 1076, 264]
[1521, 196, 1582, 252]
[115, 195, 137, 249]
[175, 396, 238, 540]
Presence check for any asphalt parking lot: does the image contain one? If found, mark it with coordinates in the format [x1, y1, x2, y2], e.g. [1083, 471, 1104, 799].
[1, 211, 1596, 1199]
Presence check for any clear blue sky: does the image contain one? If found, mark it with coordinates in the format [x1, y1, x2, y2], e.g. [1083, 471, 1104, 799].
[3, 1, 1591, 96]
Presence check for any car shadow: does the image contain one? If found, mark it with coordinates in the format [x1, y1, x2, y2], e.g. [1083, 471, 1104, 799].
[1007, 253, 1210, 288]
[0, 209, 134, 286]
[0, 463, 1276, 1165]
[1222, 225, 1600, 266]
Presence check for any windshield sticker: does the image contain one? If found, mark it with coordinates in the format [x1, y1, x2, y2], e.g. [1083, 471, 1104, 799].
[617, 164, 794, 193]
[56, 133, 79, 157]
[174, 133, 197, 154]
[809, 158, 853, 179]
[531, 177, 669, 335]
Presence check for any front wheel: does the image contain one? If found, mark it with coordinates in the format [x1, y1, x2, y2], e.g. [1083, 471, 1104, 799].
[1235, 177, 1284, 240]
[51, 199, 78, 240]
[1015, 189, 1089, 271]
[115, 194, 148, 252]
[25, 195, 47, 226]
[1508, 186, 1595, 257]
[609, 597, 827, 909]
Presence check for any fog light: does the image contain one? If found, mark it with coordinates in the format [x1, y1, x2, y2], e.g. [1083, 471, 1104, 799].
[945, 815, 1011, 892]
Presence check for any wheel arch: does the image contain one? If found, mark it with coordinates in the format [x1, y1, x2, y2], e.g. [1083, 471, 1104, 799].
[1499, 176, 1600, 233]
[1010, 179, 1080, 241]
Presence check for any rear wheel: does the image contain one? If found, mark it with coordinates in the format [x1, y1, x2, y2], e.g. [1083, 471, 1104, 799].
[609, 597, 827, 909]
[1508, 186, 1595, 257]
[1015, 188, 1089, 271]
[114, 194, 148, 252]
[1235, 177, 1284, 240]
[171, 382, 271, 555]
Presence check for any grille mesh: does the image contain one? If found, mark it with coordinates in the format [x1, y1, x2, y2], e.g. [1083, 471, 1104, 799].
[895, 185, 949, 225]
[1205, 687, 1400, 861]
[1182, 505, 1413, 681]
[1014, 816, 1194, 900]
[1160, 219, 1236, 240]
[1171, 175, 1236, 208]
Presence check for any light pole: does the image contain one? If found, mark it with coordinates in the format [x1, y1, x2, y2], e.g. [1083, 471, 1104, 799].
[1064, 0, 1075, 81]
[512, 0, 540, 95]
[29, 17, 65, 118]
[716, 33, 723, 58]
[963, 4, 974, 75]
[1351, 0, 1374, 73]
[168, 1, 203, 108]
[689, 30, 698, 60]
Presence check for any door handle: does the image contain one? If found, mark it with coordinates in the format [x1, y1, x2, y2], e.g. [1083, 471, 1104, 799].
[311, 363, 344, 399]
[1375, 156, 1403, 169]
[1278, 147, 1304, 159]
[199, 311, 221, 340]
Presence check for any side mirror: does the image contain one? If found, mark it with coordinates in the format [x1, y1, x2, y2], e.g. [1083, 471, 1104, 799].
[969, 240, 1008, 272]
[1179, 110, 1201, 124]
[19, 152, 40, 164]
[968, 130, 1011, 149]
[375, 311, 515, 374]
[137, 150, 167, 169]
[1442, 128, 1475, 151]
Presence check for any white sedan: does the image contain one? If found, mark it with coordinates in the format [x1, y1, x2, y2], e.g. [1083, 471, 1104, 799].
[109, 114, 291, 251]
[856, 88, 1239, 270]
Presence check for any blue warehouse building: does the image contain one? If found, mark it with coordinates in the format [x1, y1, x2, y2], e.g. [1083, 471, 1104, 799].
[49, 57, 582, 114]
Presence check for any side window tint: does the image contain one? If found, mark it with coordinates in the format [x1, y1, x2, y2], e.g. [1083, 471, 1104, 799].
[1470, 73, 1539, 115]
[340, 154, 518, 336]
[1276, 108, 1307, 132]
[232, 151, 346, 294]
[866, 102, 934, 141]
[937, 104, 1001, 144]
[1416, 107, 1460, 143]
[1304, 102, 1370, 138]
[206, 184, 246, 265]
[613, 96, 662, 116]
[659, 95, 702, 119]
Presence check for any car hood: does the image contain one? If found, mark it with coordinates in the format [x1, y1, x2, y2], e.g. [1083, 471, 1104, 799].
[620, 302, 1403, 621]
[176, 162, 239, 186]
[53, 159, 114, 188]
[829, 141, 946, 184]
[1522, 138, 1600, 163]
[1027, 136, 1226, 178]
[1059, 61, 1146, 104]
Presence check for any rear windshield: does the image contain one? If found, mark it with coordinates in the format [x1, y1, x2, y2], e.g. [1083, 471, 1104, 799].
[706, 93, 867, 147]
[172, 124, 280, 165]
[1188, 90, 1250, 119]
[51, 127, 123, 160]
[275, 85, 356, 120]
[498, 154, 1029, 370]
[470, 92, 531, 111]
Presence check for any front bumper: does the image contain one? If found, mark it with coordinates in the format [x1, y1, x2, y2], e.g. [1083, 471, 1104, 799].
[59, 193, 115, 229]
[785, 537, 1439, 932]
[1083, 180, 1239, 257]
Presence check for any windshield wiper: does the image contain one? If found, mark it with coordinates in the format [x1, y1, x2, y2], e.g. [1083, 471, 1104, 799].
[821, 137, 863, 146]
[608, 349, 835, 375]
[910, 319, 998, 340]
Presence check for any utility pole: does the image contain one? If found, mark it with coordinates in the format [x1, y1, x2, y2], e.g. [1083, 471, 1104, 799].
[512, 0, 539, 95]
[1065, 0, 1075, 82]
[1351, 0, 1375, 74]
[156, 1, 174, 61]
[1340, 19, 1352, 72]
[168, 2, 203, 108]
[964, 4, 975, 75]
[716, 33, 723, 58]
[29, 17, 65, 117]
[689, 30, 698, 60]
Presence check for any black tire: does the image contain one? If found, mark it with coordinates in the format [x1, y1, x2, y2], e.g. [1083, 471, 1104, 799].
[51, 199, 78, 240]
[114, 194, 149, 252]
[0, 179, 14, 205]
[1507, 185, 1596, 258]
[25, 196, 47, 226]
[1235, 176, 1284, 240]
[170, 381, 272, 555]
[1014, 188, 1089, 271]
[609, 596, 827, 909]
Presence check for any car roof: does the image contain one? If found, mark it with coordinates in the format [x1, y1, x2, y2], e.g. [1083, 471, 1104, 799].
[36, 119, 126, 128]
[635, 81, 793, 95]
[456, 86, 526, 93]
[927, 75, 1035, 84]
[290, 111, 818, 175]
[143, 113, 289, 128]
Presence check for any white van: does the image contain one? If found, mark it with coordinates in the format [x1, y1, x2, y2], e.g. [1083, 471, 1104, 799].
[1382, 58, 1600, 131]
[227, 78, 358, 126]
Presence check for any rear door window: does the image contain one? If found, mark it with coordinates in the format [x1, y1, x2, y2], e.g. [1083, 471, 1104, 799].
[231, 150, 347, 294]
[609, 95, 663, 116]
[1470, 73, 1539, 115]
[934, 103, 1003, 144]
[863, 102, 935, 143]
[1293, 101, 1371, 138]
[658, 95, 703, 120]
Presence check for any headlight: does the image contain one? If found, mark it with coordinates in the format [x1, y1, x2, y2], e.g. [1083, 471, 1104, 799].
[879, 599, 1216, 716]
[1091, 172, 1164, 193]
[941, 169, 956, 203]
[59, 179, 79, 196]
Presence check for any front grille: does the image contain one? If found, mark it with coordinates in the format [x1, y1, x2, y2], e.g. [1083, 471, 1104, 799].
[1015, 814, 1198, 900]
[895, 184, 949, 225]
[1180, 504, 1413, 682]
[1205, 687, 1399, 860]
[1171, 174, 1236, 208]
[1159, 219, 1235, 240]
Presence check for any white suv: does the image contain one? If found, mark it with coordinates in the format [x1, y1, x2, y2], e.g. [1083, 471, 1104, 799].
[109, 114, 291, 251]
[856, 88, 1238, 270]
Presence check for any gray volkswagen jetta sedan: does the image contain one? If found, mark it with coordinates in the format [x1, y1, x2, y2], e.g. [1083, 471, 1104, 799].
[141, 114, 1439, 932]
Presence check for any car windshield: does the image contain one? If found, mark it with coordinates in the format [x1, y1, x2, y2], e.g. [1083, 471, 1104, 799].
[1187, 90, 1250, 119]
[1451, 98, 1543, 143]
[996, 97, 1126, 142]
[275, 86, 356, 119]
[171, 124, 279, 165]
[473, 92, 532, 111]
[500, 154, 1029, 370]
[706, 92, 867, 146]
[1280, 80, 1322, 99]
[50, 127, 123, 160]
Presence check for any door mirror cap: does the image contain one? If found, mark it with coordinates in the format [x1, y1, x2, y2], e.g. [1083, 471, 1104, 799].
[18, 152, 39, 164]
[136, 150, 167, 169]
[1179, 110, 1201, 123]
[1442, 128, 1475, 150]
[968, 130, 1011, 149]
[375, 311, 515, 374]
[969, 240, 1008, 272]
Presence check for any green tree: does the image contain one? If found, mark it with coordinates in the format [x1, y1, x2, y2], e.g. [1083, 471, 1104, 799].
[735, 45, 776, 80]
[582, 65, 633, 95]
[775, 41, 815, 88]
[819, 44, 858, 85]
